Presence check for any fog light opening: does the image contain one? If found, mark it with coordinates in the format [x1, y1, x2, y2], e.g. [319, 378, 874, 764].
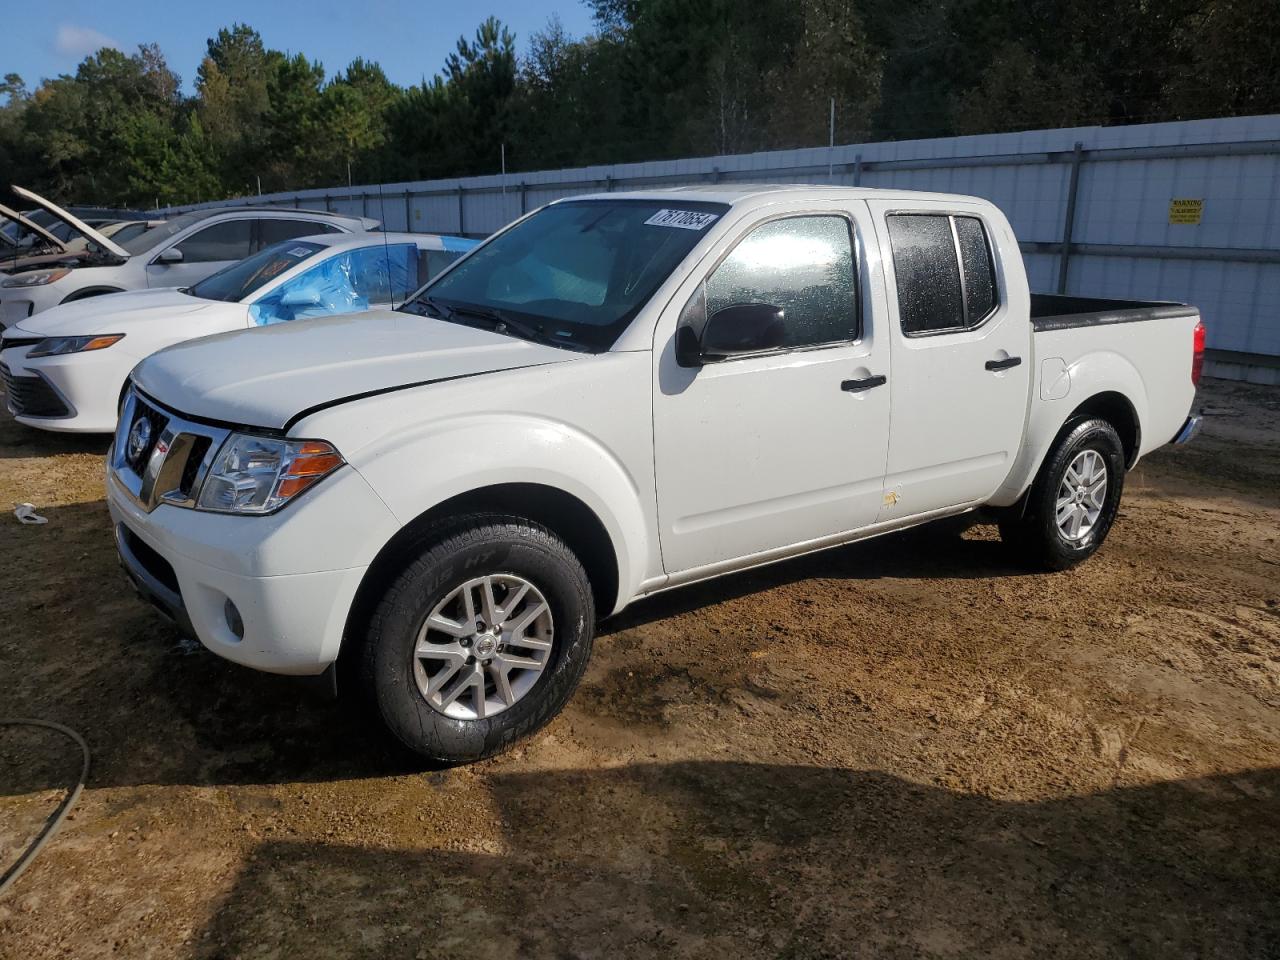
[224, 598, 245, 641]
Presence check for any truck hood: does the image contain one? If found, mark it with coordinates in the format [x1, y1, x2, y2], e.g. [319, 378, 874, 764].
[8, 288, 213, 337]
[11, 185, 129, 259]
[131, 309, 582, 430]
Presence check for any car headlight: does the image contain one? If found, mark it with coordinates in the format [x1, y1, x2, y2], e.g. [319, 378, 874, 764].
[2, 268, 71, 288]
[196, 434, 344, 514]
[27, 334, 125, 358]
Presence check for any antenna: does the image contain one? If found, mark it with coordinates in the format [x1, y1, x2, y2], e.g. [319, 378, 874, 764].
[376, 180, 396, 308]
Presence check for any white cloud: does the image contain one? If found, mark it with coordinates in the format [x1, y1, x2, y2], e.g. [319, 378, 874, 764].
[54, 23, 122, 59]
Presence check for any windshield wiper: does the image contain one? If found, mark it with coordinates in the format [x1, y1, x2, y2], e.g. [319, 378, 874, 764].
[438, 301, 574, 348]
[403, 297, 584, 351]
[449, 303, 549, 344]
[400, 294, 454, 320]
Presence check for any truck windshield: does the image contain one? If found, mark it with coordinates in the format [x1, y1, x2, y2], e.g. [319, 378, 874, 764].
[189, 241, 324, 302]
[402, 199, 728, 351]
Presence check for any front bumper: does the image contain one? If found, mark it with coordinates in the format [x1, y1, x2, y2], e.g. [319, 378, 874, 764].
[1172, 413, 1202, 445]
[1, 360, 74, 419]
[107, 455, 400, 675]
[1, 343, 131, 433]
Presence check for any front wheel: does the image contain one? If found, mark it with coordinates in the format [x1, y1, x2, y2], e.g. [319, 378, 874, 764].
[999, 417, 1126, 571]
[357, 514, 595, 764]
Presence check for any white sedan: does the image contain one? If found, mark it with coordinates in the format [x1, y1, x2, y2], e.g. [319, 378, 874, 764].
[1, 231, 477, 432]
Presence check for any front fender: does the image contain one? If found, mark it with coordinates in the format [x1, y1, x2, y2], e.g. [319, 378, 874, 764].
[342, 413, 651, 614]
[991, 349, 1148, 506]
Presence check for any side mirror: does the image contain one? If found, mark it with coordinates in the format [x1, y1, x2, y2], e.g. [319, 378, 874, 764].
[699, 303, 786, 360]
[155, 247, 183, 265]
[674, 324, 703, 367]
[280, 286, 324, 309]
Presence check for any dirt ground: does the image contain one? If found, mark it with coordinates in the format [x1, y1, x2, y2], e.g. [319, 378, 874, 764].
[0, 377, 1277, 959]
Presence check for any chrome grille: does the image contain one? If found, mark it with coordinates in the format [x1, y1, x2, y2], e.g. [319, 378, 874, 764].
[111, 387, 230, 512]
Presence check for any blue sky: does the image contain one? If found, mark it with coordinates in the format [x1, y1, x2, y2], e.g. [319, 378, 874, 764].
[3, 0, 596, 92]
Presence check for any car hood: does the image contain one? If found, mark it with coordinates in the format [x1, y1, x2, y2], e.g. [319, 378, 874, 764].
[131, 309, 583, 430]
[0, 201, 67, 253]
[7, 288, 214, 338]
[10, 186, 129, 259]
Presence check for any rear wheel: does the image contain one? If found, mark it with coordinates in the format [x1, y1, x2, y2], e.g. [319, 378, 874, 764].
[357, 514, 595, 764]
[999, 417, 1125, 571]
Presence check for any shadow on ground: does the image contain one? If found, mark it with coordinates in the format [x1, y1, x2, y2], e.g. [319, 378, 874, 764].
[191, 761, 1280, 959]
[0, 425, 111, 460]
[2, 502, 1035, 792]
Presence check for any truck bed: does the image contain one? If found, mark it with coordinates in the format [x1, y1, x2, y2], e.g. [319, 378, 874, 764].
[1030, 293, 1199, 332]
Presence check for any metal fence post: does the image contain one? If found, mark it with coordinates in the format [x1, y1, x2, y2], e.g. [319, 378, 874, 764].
[1057, 141, 1084, 294]
[404, 191, 412, 231]
[520, 182, 527, 214]
[852, 154, 863, 187]
[457, 186, 465, 234]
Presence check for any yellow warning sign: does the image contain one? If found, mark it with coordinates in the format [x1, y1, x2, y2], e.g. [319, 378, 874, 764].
[1169, 199, 1204, 225]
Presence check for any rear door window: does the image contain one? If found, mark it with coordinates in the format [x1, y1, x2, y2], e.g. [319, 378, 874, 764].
[422, 249, 465, 284]
[886, 213, 998, 334]
[174, 220, 253, 263]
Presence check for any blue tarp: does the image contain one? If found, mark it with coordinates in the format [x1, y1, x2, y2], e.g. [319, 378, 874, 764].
[250, 243, 417, 325]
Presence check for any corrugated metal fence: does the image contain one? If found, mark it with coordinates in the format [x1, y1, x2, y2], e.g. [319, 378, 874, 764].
[170, 115, 1280, 384]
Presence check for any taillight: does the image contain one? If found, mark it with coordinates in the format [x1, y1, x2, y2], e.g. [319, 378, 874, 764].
[1191, 320, 1206, 387]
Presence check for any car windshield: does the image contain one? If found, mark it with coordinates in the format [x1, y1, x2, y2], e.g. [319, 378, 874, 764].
[403, 199, 728, 351]
[119, 211, 208, 255]
[189, 241, 326, 302]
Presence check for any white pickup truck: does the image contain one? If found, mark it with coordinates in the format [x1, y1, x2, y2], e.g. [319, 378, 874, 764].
[106, 186, 1204, 763]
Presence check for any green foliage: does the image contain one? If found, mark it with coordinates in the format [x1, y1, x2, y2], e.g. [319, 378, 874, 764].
[0, 5, 1276, 207]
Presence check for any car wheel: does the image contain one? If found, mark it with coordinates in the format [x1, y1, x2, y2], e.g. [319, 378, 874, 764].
[357, 513, 595, 764]
[999, 417, 1126, 571]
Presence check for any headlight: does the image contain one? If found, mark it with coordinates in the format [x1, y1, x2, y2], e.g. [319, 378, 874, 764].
[196, 434, 344, 514]
[2, 268, 71, 288]
[27, 334, 125, 358]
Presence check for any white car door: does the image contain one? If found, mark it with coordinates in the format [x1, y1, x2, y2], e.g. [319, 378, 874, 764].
[867, 199, 1032, 520]
[146, 219, 254, 289]
[652, 203, 892, 575]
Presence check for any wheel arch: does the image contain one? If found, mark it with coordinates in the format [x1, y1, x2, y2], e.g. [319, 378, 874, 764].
[60, 285, 124, 304]
[342, 482, 621, 661]
[1062, 390, 1141, 468]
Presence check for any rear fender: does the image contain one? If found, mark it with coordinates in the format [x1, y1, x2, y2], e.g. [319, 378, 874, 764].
[990, 350, 1147, 507]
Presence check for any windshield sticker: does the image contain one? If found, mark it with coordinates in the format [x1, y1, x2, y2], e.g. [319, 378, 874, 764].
[287, 246, 313, 257]
[644, 209, 719, 231]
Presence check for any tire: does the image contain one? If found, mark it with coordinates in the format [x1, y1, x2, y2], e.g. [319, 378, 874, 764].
[357, 513, 595, 764]
[999, 417, 1126, 571]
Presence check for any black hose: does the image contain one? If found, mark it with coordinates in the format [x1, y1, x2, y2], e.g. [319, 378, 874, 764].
[0, 719, 90, 897]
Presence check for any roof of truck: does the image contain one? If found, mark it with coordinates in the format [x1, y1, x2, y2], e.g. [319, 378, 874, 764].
[568, 184, 985, 206]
